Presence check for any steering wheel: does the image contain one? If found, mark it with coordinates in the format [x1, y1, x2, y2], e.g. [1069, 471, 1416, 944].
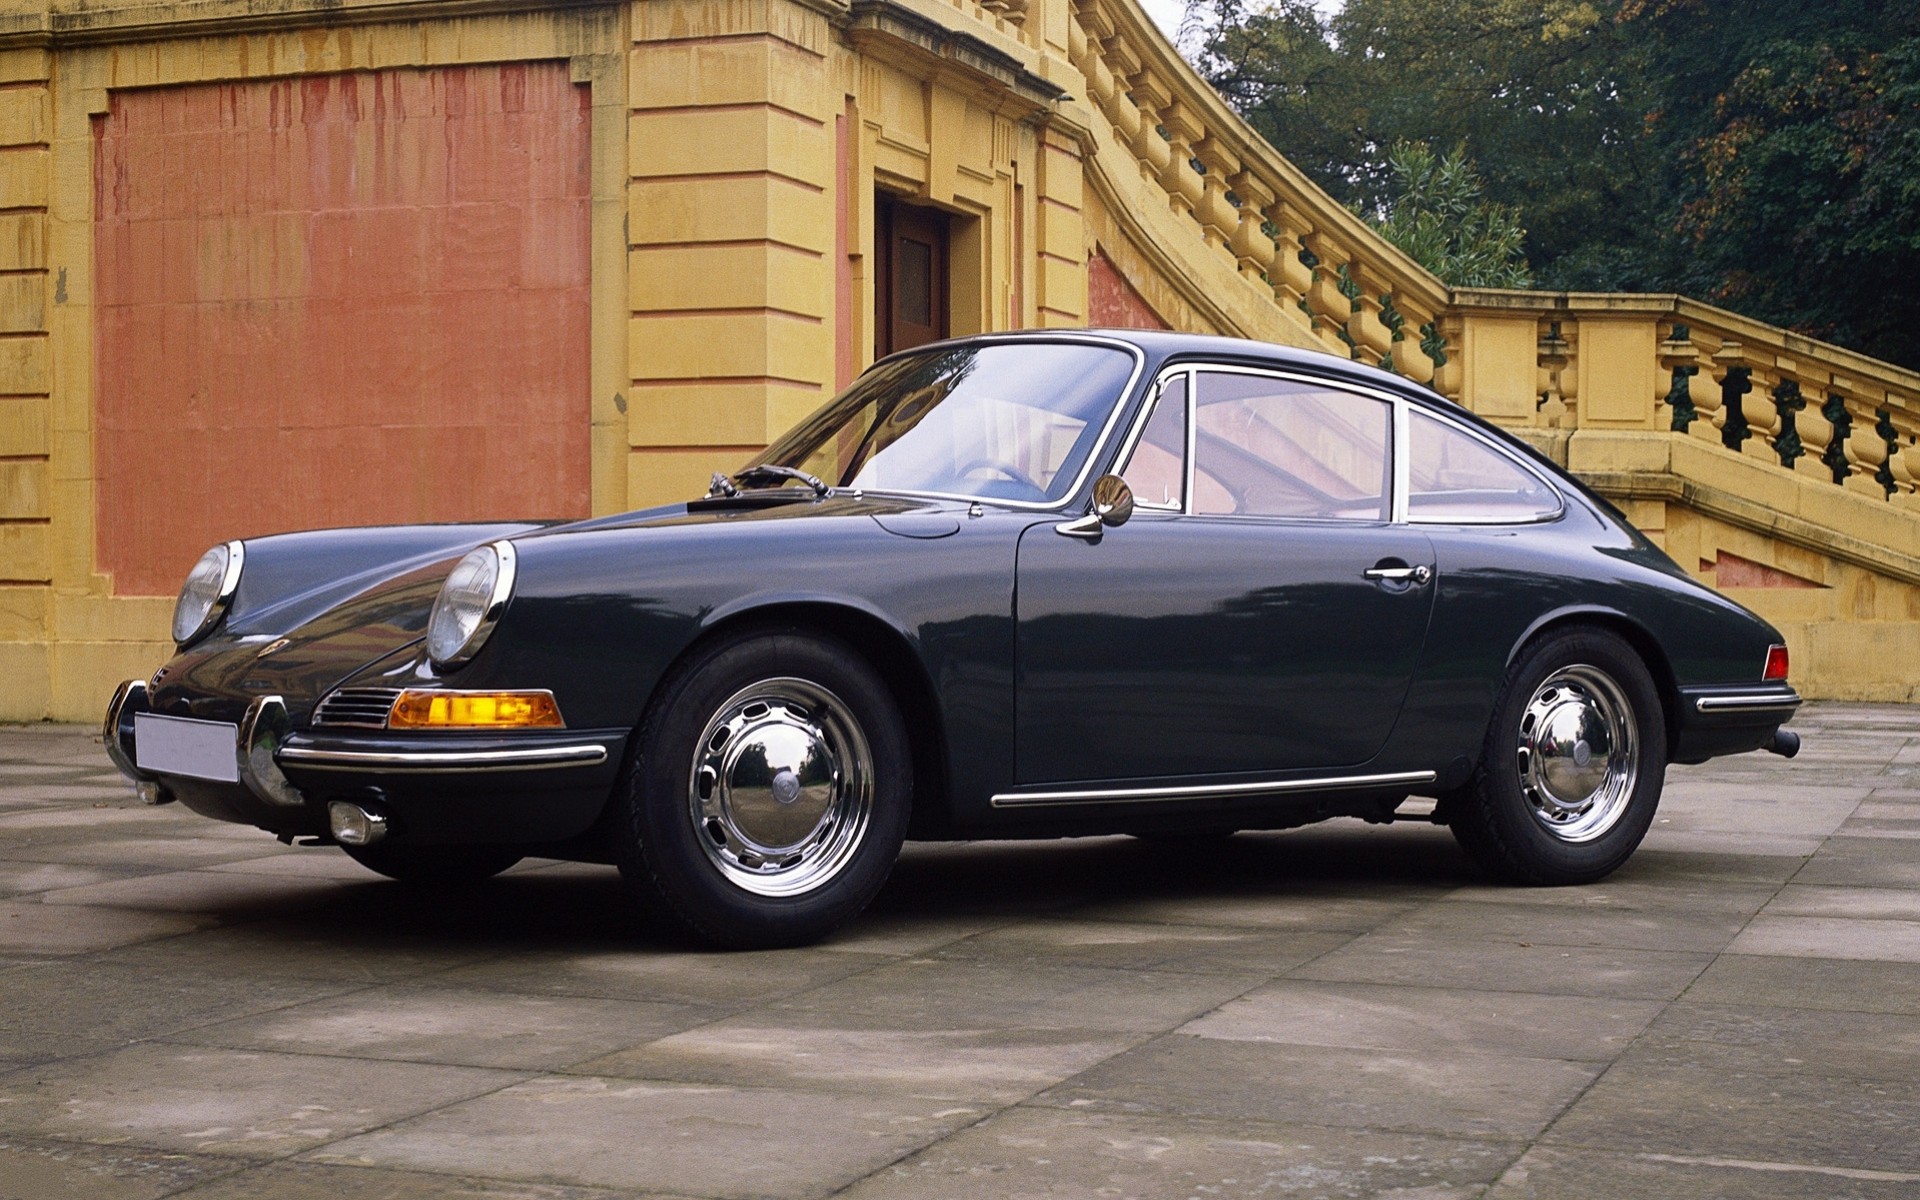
[956, 458, 1046, 497]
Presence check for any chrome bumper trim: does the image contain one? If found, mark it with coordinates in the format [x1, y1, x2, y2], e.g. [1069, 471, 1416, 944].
[278, 743, 609, 773]
[103, 678, 148, 783]
[1694, 691, 1803, 714]
[990, 769, 1438, 808]
[239, 695, 305, 807]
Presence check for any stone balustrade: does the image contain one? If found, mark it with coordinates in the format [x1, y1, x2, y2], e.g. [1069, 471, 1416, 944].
[1066, 0, 1451, 383]
[1062, 0, 1919, 515]
[1432, 292, 1920, 509]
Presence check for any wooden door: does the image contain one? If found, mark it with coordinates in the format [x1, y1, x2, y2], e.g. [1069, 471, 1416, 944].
[875, 194, 949, 356]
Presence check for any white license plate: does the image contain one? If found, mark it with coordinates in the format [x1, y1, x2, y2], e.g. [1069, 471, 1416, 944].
[134, 713, 240, 783]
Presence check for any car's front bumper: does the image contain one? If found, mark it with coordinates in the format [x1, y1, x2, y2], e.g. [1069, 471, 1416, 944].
[105, 679, 628, 844]
[1671, 681, 1803, 764]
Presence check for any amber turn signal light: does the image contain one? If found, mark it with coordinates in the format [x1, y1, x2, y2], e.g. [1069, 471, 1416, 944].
[1762, 644, 1789, 681]
[387, 689, 565, 729]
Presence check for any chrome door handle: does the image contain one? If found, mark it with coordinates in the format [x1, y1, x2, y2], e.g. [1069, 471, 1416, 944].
[1364, 564, 1432, 585]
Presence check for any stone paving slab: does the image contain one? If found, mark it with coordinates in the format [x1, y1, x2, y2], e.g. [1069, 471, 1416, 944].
[1, 702, 1916, 1196]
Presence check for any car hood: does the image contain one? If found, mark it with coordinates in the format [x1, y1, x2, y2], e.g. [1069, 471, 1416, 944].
[153, 494, 978, 719]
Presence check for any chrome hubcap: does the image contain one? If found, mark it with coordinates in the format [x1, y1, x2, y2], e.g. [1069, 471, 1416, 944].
[689, 678, 873, 897]
[1516, 665, 1638, 843]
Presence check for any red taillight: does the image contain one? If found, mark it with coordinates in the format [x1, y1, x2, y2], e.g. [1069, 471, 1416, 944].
[1763, 644, 1789, 681]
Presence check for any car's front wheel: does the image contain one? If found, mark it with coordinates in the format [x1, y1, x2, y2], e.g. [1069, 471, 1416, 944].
[1450, 627, 1667, 885]
[615, 630, 911, 949]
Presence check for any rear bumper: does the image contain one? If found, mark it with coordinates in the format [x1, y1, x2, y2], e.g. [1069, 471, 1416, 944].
[1672, 682, 1802, 764]
[105, 679, 628, 844]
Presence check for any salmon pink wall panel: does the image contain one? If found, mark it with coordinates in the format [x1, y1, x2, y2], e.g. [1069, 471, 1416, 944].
[94, 63, 591, 596]
[1087, 250, 1170, 331]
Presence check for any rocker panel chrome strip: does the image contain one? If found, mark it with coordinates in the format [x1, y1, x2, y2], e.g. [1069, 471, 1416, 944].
[989, 769, 1438, 808]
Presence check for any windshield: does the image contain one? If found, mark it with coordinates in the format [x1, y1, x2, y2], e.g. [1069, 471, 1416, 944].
[749, 341, 1139, 504]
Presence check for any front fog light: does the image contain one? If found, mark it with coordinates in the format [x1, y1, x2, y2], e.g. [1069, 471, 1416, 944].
[328, 800, 389, 846]
[427, 542, 517, 669]
[388, 689, 564, 729]
[172, 541, 245, 645]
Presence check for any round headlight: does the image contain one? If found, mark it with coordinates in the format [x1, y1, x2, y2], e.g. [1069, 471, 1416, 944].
[427, 541, 517, 669]
[172, 540, 244, 646]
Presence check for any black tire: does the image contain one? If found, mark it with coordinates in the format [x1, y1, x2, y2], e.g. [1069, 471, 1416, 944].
[1449, 627, 1667, 885]
[342, 843, 523, 884]
[615, 630, 912, 949]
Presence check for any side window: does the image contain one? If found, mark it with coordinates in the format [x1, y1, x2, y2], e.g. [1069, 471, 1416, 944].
[1192, 372, 1391, 520]
[1120, 375, 1186, 509]
[1408, 410, 1561, 522]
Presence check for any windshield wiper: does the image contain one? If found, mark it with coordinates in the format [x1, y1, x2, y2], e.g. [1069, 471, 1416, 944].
[730, 464, 831, 498]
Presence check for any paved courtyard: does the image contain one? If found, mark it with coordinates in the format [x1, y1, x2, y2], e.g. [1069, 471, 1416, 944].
[1, 704, 1917, 1199]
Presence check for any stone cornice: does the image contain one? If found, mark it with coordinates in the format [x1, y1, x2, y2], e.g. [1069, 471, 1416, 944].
[0, 0, 620, 49]
[842, 0, 1064, 117]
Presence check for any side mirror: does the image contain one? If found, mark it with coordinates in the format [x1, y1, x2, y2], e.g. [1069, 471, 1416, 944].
[1091, 475, 1134, 527]
[1056, 475, 1135, 540]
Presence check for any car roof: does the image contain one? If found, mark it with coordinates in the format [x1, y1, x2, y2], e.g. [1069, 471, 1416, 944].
[887, 327, 1461, 411]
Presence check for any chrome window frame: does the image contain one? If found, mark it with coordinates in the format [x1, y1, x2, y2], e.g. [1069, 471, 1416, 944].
[1112, 367, 1193, 513]
[1104, 362, 1567, 527]
[815, 333, 1149, 513]
[1401, 405, 1567, 526]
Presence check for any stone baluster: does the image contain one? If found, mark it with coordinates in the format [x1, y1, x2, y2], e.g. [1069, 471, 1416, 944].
[1126, 70, 1174, 193]
[1301, 235, 1357, 356]
[1788, 377, 1836, 480]
[1418, 317, 1453, 393]
[997, 0, 1029, 30]
[1157, 100, 1206, 225]
[1388, 297, 1438, 385]
[1227, 169, 1277, 284]
[1343, 263, 1395, 367]
[1432, 312, 1465, 401]
[1265, 200, 1315, 315]
[1767, 366, 1807, 470]
[1537, 320, 1572, 428]
[1821, 379, 1859, 486]
[1884, 401, 1920, 499]
[1657, 324, 1700, 433]
[1194, 138, 1239, 258]
[1892, 440, 1920, 508]
[1840, 391, 1892, 496]
[1873, 409, 1901, 496]
[1737, 363, 1781, 460]
[1709, 342, 1751, 450]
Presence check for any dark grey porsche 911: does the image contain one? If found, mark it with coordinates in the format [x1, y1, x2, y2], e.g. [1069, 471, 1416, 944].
[105, 331, 1803, 947]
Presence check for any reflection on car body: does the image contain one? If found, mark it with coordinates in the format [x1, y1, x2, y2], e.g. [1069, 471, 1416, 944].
[106, 331, 1803, 948]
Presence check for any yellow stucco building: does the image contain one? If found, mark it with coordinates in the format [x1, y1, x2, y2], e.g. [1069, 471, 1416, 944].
[0, 0, 1916, 720]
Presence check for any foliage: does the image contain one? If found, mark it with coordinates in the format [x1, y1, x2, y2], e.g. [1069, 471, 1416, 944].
[1194, 0, 1661, 289]
[1188, 0, 1920, 368]
[1362, 141, 1534, 287]
[1631, 0, 1920, 365]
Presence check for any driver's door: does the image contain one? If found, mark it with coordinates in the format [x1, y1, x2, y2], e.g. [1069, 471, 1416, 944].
[1013, 368, 1436, 785]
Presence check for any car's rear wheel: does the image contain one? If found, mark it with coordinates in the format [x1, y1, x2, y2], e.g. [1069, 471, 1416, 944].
[1449, 627, 1666, 885]
[615, 630, 911, 949]
[341, 843, 523, 884]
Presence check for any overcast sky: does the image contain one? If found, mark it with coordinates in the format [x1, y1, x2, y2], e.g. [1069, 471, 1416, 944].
[1135, 0, 1345, 51]
[1139, 0, 1191, 42]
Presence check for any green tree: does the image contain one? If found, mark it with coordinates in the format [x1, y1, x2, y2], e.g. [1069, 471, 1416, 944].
[1192, 0, 1920, 369]
[1625, 0, 1920, 365]
[1194, 0, 1661, 288]
[1363, 141, 1534, 287]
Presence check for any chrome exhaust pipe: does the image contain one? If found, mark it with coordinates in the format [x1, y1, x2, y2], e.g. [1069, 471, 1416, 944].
[327, 799, 390, 846]
[1765, 729, 1801, 758]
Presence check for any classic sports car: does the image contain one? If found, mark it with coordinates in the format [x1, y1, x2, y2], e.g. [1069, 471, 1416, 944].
[105, 331, 1803, 948]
